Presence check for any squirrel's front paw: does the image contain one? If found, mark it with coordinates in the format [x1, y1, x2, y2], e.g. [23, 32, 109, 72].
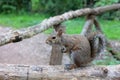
[61, 46, 67, 53]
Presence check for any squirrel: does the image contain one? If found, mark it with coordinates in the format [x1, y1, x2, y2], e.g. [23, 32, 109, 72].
[46, 29, 105, 69]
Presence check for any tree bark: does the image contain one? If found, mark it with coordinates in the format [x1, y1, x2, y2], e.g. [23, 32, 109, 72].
[0, 4, 120, 46]
[0, 64, 119, 80]
[106, 40, 120, 60]
[81, 15, 94, 36]
[94, 18, 103, 33]
[53, 23, 66, 33]
[49, 24, 65, 65]
[50, 44, 63, 65]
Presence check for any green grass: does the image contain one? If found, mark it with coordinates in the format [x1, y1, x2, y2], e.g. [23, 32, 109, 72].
[45, 18, 120, 40]
[0, 14, 120, 40]
[64, 18, 85, 34]
[65, 18, 120, 40]
[0, 13, 49, 29]
[0, 13, 119, 65]
[92, 52, 120, 65]
[100, 20, 120, 40]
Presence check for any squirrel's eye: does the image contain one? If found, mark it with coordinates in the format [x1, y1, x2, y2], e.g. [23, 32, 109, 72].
[52, 37, 56, 39]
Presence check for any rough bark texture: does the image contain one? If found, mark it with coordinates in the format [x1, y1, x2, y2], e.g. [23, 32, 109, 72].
[94, 18, 103, 33]
[0, 4, 120, 46]
[81, 15, 94, 36]
[50, 44, 63, 65]
[53, 24, 66, 33]
[106, 41, 120, 60]
[0, 4, 120, 79]
[49, 24, 65, 65]
[0, 64, 119, 80]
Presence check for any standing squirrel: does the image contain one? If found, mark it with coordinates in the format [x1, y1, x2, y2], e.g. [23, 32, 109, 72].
[46, 29, 105, 69]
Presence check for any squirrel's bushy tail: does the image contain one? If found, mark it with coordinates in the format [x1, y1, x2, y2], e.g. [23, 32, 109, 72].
[86, 32, 106, 58]
[87, 32, 120, 61]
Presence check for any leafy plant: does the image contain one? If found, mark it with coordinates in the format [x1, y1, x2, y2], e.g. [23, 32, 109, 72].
[40, 0, 84, 15]
[94, 0, 119, 7]
[31, 0, 40, 11]
[94, 0, 120, 20]
[0, 0, 32, 14]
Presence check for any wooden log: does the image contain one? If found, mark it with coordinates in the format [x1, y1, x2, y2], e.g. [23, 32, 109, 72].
[106, 41, 120, 60]
[0, 4, 120, 46]
[50, 24, 65, 65]
[49, 44, 63, 65]
[0, 64, 119, 80]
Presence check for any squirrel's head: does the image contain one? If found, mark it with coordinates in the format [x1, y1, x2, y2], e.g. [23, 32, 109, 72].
[46, 29, 63, 45]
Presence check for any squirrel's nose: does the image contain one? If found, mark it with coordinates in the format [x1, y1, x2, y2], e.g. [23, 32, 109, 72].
[46, 40, 48, 44]
[46, 40, 50, 44]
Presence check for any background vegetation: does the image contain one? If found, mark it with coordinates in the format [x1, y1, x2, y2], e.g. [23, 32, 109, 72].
[0, 0, 120, 65]
[0, 0, 120, 19]
[0, 0, 119, 39]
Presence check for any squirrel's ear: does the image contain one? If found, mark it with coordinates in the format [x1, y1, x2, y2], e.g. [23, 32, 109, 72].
[57, 29, 63, 37]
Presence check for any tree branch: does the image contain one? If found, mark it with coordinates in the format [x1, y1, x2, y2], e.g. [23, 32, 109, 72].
[0, 4, 120, 46]
[94, 18, 103, 33]
[81, 15, 94, 36]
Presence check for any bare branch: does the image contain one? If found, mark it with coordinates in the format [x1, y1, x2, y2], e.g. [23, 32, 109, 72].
[94, 18, 103, 33]
[81, 15, 94, 36]
[0, 4, 120, 46]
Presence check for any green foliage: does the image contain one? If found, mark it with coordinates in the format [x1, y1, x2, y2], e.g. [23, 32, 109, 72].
[0, 0, 16, 13]
[0, 0, 119, 20]
[31, 0, 41, 11]
[0, 0, 32, 14]
[94, 0, 119, 7]
[40, 0, 83, 15]
[94, 0, 120, 20]
[1, 4, 16, 13]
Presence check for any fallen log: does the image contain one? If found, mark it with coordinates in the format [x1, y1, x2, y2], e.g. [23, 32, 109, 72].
[0, 4, 120, 46]
[0, 64, 119, 80]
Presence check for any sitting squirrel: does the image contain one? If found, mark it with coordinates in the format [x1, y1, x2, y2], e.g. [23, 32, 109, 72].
[46, 29, 105, 69]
